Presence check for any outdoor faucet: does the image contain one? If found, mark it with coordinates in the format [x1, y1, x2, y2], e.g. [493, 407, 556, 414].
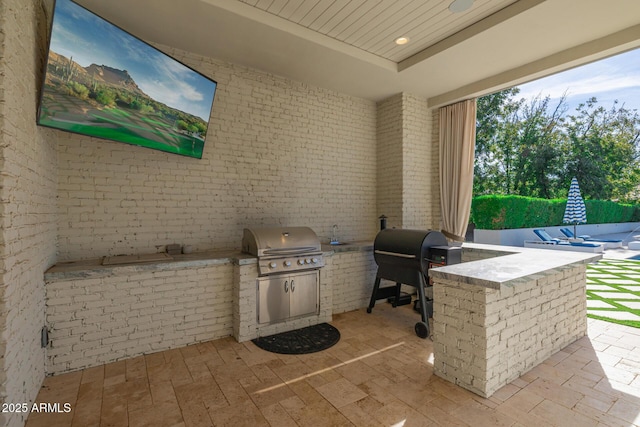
[331, 224, 338, 244]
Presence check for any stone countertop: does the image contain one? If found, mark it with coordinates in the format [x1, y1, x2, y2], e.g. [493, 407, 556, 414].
[321, 240, 373, 253]
[429, 242, 602, 289]
[45, 241, 375, 282]
[44, 250, 256, 282]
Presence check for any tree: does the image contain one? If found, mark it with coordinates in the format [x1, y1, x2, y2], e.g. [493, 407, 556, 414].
[474, 89, 566, 197]
[474, 87, 522, 195]
[561, 98, 640, 200]
[511, 94, 566, 198]
[474, 90, 640, 201]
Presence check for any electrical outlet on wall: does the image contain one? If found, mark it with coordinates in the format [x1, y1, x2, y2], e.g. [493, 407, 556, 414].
[41, 326, 49, 348]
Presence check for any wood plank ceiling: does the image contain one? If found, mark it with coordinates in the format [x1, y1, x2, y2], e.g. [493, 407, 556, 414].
[236, 0, 518, 62]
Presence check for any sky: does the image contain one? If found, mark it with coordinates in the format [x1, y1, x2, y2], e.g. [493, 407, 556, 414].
[516, 48, 640, 114]
[49, 0, 217, 121]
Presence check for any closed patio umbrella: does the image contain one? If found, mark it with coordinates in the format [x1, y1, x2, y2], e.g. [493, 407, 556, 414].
[563, 177, 587, 237]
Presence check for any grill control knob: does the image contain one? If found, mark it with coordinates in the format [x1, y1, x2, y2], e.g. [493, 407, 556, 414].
[284, 261, 292, 267]
[305, 259, 311, 264]
[298, 259, 305, 265]
[311, 258, 318, 264]
[269, 262, 277, 269]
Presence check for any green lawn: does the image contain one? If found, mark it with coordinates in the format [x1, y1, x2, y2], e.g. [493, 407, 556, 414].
[586, 259, 640, 328]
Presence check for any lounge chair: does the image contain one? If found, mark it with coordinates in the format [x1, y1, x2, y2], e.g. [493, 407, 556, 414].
[523, 229, 604, 253]
[559, 228, 623, 248]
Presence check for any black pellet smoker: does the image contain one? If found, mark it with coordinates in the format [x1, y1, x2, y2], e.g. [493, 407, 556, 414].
[367, 227, 461, 338]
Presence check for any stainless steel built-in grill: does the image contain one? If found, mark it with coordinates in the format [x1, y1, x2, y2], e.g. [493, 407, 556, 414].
[367, 229, 460, 338]
[242, 227, 324, 324]
[242, 227, 324, 276]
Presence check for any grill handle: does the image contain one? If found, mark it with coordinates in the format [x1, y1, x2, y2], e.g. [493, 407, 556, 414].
[263, 247, 318, 256]
[284, 280, 289, 293]
[374, 250, 416, 259]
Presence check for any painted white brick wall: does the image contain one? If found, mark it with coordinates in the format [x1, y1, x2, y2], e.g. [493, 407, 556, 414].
[56, 46, 378, 261]
[403, 94, 436, 230]
[376, 94, 404, 227]
[376, 93, 439, 230]
[45, 263, 234, 375]
[233, 261, 259, 342]
[0, 1, 58, 426]
[329, 250, 377, 314]
[432, 264, 587, 397]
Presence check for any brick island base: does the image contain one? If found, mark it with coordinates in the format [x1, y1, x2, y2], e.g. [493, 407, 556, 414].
[430, 246, 594, 398]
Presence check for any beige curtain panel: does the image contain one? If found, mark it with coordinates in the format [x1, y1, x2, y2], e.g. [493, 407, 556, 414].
[439, 99, 477, 241]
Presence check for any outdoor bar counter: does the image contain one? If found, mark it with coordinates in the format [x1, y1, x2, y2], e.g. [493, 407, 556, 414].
[429, 243, 602, 398]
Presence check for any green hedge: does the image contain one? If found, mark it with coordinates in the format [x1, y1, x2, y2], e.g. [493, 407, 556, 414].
[471, 195, 640, 230]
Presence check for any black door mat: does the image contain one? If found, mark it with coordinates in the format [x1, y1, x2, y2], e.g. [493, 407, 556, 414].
[252, 323, 340, 355]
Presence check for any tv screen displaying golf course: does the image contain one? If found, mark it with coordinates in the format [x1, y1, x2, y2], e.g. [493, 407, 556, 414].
[37, 0, 218, 159]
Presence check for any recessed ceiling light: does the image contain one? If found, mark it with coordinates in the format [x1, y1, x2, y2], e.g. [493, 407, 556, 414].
[449, 0, 473, 13]
[395, 36, 410, 45]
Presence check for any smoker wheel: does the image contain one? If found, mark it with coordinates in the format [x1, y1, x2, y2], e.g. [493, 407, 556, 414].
[366, 307, 372, 313]
[415, 321, 429, 339]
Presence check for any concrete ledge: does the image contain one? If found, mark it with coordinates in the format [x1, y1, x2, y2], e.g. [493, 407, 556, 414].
[475, 222, 640, 247]
[523, 240, 604, 253]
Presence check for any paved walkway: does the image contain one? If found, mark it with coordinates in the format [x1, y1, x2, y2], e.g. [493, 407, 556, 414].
[573, 230, 640, 327]
[587, 259, 640, 325]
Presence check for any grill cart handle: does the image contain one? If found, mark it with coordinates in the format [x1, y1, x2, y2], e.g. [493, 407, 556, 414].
[374, 250, 416, 259]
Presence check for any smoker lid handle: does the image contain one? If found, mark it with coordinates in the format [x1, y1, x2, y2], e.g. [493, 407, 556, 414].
[374, 250, 416, 259]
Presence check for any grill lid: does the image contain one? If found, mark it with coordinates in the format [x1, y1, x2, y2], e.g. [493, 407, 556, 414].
[242, 227, 321, 257]
[374, 229, 448, 261]
[373, 229, 448, 286]
[242, 226, 324, 275]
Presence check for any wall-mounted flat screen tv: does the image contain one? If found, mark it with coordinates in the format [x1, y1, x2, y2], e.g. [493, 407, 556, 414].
[37, 0, 217, 159]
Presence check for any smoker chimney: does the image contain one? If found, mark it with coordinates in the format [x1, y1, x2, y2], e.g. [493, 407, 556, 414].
[379, 215, 387, 231]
